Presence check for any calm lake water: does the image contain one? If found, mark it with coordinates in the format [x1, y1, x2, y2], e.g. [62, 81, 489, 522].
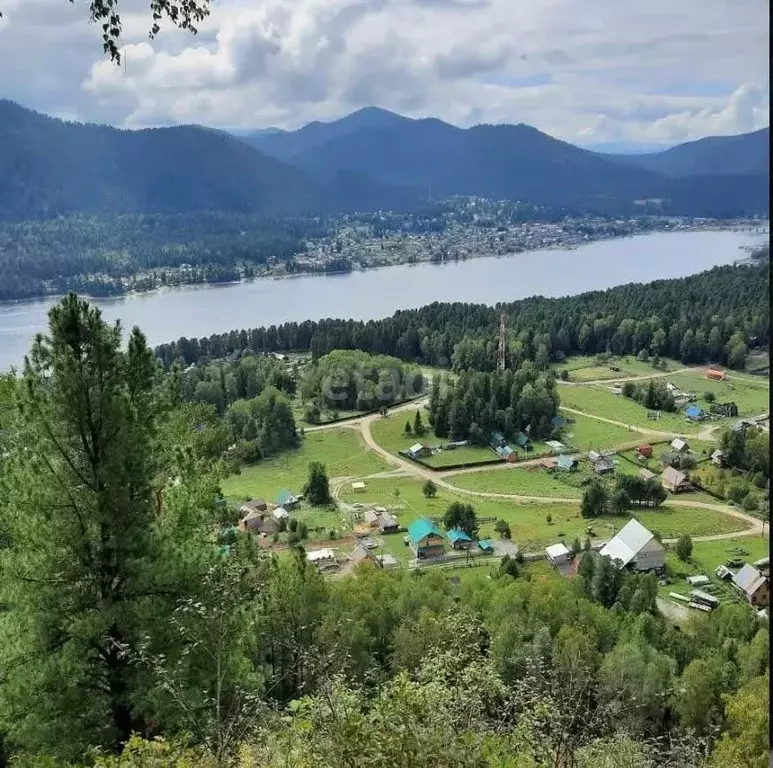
[0, 230, 762, 370]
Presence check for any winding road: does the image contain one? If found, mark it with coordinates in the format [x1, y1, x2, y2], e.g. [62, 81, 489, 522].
[304, 369, 768, 545]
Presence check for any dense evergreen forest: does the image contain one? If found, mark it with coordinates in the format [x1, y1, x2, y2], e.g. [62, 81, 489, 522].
[0, 295, 768, 766]
[0, 213, 329, 301]
[155, 262, 769, 371]
[428, 366, 560, 441]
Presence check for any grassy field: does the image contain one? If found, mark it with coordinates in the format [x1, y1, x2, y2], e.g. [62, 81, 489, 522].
[665, 371, 769, 416]
[221, 428, 390, 503]
[447, 466, 584, 498]
[370, 408, 500, 468]
[661, 535, 769, 602]
[555, 355, 680, 382]
[559, 411, 645, 451]
[337, 477, 748, 553]
[559, 385, 700, 433]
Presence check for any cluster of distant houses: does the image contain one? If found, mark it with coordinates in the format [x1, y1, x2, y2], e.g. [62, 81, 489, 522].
[237, 490, 301, 535]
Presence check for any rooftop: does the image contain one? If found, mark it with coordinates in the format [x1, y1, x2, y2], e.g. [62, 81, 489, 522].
[408, 517, 444, 546]
[599, 518, 657, 567]
[447, 528, 473, 544]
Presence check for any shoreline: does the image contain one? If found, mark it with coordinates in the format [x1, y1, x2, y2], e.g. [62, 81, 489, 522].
[2, 223, 766, 308]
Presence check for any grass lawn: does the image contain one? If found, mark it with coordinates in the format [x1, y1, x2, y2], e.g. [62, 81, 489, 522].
[661, 535, 769, 602]
[337, 477, 748, 553]
[221, 428, 390, 503]
[559, 385, 700, 433]
[422, 445, 499, 468]
[370, 409, 499, 468]
[447, 466, 584, 498]
[559, 411, 645, 452]
[556, 355, 680, 382]
[665, 371, 769, 417]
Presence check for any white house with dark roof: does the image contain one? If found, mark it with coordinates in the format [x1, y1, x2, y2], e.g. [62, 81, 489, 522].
[599, 519, 665, 572]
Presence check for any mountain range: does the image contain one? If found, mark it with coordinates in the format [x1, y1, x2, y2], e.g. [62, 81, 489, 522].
[0, 100, 768, 220]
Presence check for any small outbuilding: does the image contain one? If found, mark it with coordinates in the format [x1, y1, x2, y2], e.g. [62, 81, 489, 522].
[711, 449, 725, 467]
[706, 368, 726, 381]
[272, 506, 290, 522]
[637, 468, 656, 481]
[239, 498, 268, 515]
[447, 528, 475, 550]
[670, 438, 689, 453]
[478, 539, 494, 553]
[351, 481, 366, 492]
[637, 444, 653, 459]
[407, 442, 430, 460]
[685, 405, 705, 422]
[546, 542, 571, 566]
[593, 457, 615, 475]
[546, 440, 567, 454]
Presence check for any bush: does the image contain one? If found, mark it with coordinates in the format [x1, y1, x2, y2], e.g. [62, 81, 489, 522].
[703, 391, 716, 403]
[675, 533, 693, 562]
[742, 494, 759, 512]
[422, 480, 438, 498]
[727, 480, 749, 504]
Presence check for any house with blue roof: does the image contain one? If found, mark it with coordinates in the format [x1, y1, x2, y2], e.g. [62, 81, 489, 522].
[478, 539, 494, 553]
[446, 528, 475, 550]
[685, 405, 705, 422]
[407, 518, 446, 559]
[276, 489, 300, 509]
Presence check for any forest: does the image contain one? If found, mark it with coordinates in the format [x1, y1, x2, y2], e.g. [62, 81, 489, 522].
[427, 365, 560, 441]
[155, 262, 769, 372]
[0, 294, 768, 767]
[0, 213, 326, 301]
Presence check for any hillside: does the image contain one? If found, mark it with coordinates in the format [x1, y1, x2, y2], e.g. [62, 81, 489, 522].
[242, 106, 411, 161]
[278, 114, 768, 215]
[0, 101, 420, 220]
[604, 127, 770, 177]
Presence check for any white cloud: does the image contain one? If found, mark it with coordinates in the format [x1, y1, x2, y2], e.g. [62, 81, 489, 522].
[0, 0, 768, 143]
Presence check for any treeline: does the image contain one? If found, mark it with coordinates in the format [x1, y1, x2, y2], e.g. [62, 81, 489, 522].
[428, 365, 559, 440]
[300, 350, 423, 414]
[0, 213, 328, 301]
[154, 263, 769, 372]
[0, 295, 768, 766]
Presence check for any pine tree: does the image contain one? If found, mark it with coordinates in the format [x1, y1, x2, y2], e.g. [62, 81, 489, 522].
[303, 462, 331, 506]
[413, 410, 423, 437]
[0, 294, 207, 759]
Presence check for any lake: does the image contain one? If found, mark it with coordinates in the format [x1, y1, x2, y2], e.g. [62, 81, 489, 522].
[0, 230, 762, 370]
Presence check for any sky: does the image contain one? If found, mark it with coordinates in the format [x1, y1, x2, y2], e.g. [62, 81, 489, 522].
[0, 0, 768, 146]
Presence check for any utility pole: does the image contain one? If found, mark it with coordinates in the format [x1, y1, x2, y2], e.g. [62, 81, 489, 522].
[497, 312, 507, 371]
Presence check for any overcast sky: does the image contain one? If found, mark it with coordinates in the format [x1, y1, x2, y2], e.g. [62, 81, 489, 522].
[0, 0, 768, 145]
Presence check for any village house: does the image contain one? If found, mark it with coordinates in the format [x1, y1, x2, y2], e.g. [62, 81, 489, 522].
[377, 511, 400, 533]
[272, 506, 290, 522]
[447, 528, 475, 550]
[661, 466, 690, 493]
[593, 457, 615, 475]
[706, 368, 727, 381]
[599, 519, 665, 572]
[239, 510, 280, 535]
[408, 518, 446, 559]
[307, 548, 339, 573]
[364, 509, 380, 527]
[556, 454, 577, 472]
[350, 544, 379, 568]
[239, 498, 268, 515]
[545, 440, 567, 454]
[710, 402, 738, 418]
[637, 468, 656, 481]
[478, 539, 495, 553]
[732, 564, 770, 607]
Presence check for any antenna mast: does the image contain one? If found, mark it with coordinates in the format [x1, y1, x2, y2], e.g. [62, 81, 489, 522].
[497, 312, 507, 371]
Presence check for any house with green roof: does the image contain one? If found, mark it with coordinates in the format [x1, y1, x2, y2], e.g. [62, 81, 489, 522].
[408, 518, 446, 559]
[446, 528, 475, 550]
